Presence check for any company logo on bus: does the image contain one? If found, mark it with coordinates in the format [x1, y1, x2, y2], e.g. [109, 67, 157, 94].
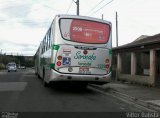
[74, 51, 96, 60]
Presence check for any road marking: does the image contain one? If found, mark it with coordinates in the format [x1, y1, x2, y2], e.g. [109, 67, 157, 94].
[0, 71, 7, 74]
[146, 100, 160, 106]
[0, 82, 27, 91]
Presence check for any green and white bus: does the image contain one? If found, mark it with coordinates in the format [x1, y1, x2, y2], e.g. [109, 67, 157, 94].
[35, 15, 112, 87]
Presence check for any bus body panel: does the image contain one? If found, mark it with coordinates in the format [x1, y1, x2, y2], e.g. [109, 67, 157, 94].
[54, 44, 111, 75]
[48, 69, 112, 84]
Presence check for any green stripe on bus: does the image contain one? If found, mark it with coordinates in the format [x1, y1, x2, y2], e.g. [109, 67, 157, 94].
[109, 66, 112, 72]
[109, 49, 112, 55]
[50, 63, 55, 69]
[52, 44, 60, 50]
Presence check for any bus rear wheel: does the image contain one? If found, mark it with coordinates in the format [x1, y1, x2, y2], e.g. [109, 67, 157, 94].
[43, 69, 50, 87]
[43, 80, 50, 87]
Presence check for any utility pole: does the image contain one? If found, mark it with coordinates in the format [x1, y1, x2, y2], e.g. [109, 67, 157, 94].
[116, 12, 119, 81]
[74, 0, 79, 15]
[0, 49, 2, 62]
[116, 12, 118, 47]
[102, 14, 103, 20]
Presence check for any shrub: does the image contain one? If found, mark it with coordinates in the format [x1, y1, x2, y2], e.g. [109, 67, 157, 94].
[0, 63, 5, 70]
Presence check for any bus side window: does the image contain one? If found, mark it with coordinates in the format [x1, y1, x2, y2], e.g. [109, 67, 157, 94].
[48, 29, 50, 48]
[44, 37, 47, 52]
[42, 44, 44, 54]
[47, 33, 50, 50]
[46, 36, 48, 51]
[43, 39, 45, 54]
[47, 35, 50, 49]
[50, 27, 53, 48]
[41, 46, 43, 55]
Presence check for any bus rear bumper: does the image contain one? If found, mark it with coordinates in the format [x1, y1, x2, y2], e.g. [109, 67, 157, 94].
[48, 70, 112, 84]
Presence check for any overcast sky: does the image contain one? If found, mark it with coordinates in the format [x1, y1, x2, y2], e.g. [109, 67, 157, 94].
[0, 0, 160, 56]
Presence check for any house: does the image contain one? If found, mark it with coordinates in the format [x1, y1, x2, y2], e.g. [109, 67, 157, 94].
[112, 33, 160, 86]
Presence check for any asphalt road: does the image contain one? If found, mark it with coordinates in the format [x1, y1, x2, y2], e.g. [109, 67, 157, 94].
[0, 69, 149, 113]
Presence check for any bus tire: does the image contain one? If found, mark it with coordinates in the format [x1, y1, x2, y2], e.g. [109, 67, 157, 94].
[80, 83, 88, 89]
[35, 67, 38, 75]
[38, 74, 41, 79]
[43, 80, 49, 87]
[43, 68, 50, 87]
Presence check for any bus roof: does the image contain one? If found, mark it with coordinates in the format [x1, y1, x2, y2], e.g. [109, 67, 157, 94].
[55, 14, 112, 25]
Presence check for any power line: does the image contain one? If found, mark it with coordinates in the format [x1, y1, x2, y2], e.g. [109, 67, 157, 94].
[0, 19, 49, 23]
[66, 0, 73, 14]
[85, 0, 105, 15]
[89, 0, 114, 16]
[31, 0, 60, 12]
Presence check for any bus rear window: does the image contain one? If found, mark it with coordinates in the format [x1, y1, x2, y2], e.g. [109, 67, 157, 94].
[60, 19, 110, 44]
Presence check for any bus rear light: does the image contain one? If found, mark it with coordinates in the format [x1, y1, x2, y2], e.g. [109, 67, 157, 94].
[56, 61, 61, 66]
[103, 76, 106, 79]
[60, 75, 64, 77]
[106, 64, 109, 69]
[57, 55, 62, 60]
[105, 59, 109, 63]
[83, 50, 88, 55]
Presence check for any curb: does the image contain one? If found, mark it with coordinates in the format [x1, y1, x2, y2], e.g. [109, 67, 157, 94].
[0, 70, 6, 73]
[89, 84, 160, 112]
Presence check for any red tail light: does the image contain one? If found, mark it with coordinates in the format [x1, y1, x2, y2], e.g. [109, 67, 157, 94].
[83, 50, 88, 55]
[56, 61, 61, 66]
[103, 76, 106, 79]
[106, 64, 109, 69]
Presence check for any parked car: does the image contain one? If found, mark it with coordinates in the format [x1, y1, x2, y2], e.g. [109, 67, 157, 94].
[7, 62, 17, 72]
[20, 66, 26, 69]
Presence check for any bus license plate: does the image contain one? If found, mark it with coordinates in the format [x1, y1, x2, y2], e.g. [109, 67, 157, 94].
[79, 67, 91, 74]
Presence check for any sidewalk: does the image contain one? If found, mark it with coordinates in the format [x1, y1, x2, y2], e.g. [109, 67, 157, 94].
[93, 81, 160, 111]
[0, 69, 6, 74]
